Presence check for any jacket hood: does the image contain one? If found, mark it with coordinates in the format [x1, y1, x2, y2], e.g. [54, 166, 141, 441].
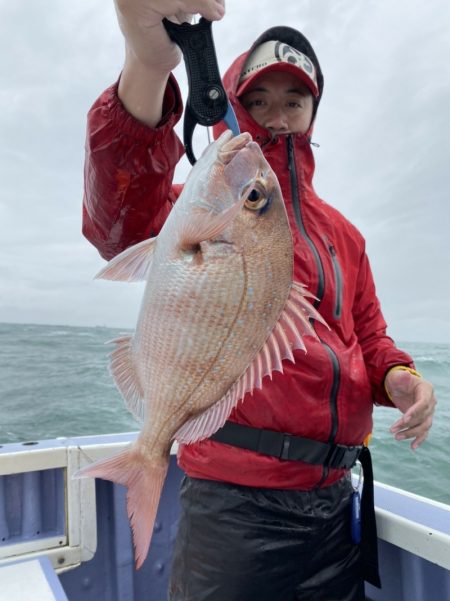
[213, 26, 324, 142]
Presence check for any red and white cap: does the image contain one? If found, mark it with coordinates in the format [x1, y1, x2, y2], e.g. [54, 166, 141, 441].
[237, 40, 319, 98]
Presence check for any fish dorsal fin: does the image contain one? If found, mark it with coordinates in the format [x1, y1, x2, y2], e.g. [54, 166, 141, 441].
[108, 335, 145, 422]
[95, 237, 157, 282]
[174, 281, 328, 444]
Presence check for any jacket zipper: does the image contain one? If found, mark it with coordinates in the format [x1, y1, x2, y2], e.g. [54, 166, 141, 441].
[286, 136, 324, 306]
[324, 343, 340, 441]
[328, 244, 343, 319]
[285, 135, 340, 486]
[316, 342, 341, 485]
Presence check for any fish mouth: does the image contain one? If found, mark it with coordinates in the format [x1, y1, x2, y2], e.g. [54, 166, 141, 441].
[221, 138, 270, 204]
[218, 132, 253, 165]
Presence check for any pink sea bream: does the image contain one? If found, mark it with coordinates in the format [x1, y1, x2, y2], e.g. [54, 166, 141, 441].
[75, 131, 326, 568]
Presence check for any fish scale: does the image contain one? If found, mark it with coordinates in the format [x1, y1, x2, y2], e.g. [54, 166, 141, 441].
[141, 255, 247, 412]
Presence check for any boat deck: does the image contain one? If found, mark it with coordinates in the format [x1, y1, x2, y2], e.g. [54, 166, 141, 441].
[1, 433, 449, 600]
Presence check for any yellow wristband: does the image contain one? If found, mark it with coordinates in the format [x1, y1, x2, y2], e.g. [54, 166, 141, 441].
[384, 365, 422, 401]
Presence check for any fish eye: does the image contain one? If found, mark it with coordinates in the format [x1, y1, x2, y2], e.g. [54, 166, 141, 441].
[244, 188, 269, 211]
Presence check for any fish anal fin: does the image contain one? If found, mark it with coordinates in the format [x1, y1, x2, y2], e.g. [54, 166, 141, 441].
[96, 237, 157, 282]
[109, 335, 145, 422]
[291, 281, 330, 331]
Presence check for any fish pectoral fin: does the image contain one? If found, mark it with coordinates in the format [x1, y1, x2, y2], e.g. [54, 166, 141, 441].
[74, 447, 168, 570]
[109, 335, 145, 422]
[178, 197, 245, 249]
[95, 237, 157, 282]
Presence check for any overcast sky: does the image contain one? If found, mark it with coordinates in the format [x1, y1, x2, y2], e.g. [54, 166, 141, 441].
[0, 0, 449, 343]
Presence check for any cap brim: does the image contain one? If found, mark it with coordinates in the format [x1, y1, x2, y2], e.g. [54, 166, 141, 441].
[237, 62, 319, 98]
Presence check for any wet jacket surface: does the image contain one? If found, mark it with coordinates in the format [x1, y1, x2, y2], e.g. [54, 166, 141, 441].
[82, 30, 413, 490]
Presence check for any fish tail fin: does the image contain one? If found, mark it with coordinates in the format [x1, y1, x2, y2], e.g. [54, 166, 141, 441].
[74, 448, 168, 569]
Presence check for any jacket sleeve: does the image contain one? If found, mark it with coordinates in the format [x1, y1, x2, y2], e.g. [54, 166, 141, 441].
[352, 245, 414, 407]
[82, 76, 185, 260]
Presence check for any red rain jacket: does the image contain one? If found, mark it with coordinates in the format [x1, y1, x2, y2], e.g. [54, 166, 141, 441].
[82, 39, 414, 491]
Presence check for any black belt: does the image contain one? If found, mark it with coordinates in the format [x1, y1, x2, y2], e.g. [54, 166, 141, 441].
[209, 420, 381, 589]
[209, 421, 362, 469]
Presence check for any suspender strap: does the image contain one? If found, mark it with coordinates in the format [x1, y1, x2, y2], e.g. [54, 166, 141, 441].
[209, 421, 363, 470]
[359, 446, 381, 588]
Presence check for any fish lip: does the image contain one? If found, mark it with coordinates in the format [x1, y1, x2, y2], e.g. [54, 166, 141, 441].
[218, 131, 252, 154]
[217, 134, 254, 166]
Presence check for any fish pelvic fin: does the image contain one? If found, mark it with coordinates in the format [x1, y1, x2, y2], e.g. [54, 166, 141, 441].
[175, 387, 238, 444]
[109, 335, 145, 422]
[74, 448, 169, 570]
[95, 237, 157, 282]
[175, 281, 329, 445]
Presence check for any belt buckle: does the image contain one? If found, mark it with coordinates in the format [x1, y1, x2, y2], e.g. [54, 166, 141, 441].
[328, 444, 361, 469]
[280, 433, 291, 461]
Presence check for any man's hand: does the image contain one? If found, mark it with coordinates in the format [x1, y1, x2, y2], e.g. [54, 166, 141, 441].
[385, 369, 436, 449]
[115, 0, 225, 74]
[114, 1, 225, 126]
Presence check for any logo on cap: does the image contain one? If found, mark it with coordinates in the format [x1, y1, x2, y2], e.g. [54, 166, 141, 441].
[275, 42, 315, 77]
[238, 40, 319, 98]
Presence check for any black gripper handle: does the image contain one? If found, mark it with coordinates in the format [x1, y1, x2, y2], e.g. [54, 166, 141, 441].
[162, 18, 228, 126]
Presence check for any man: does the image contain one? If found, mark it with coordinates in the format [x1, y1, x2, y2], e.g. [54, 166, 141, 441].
[82, 2, 436, 599]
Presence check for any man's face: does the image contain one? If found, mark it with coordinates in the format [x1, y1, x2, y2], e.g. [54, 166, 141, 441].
[240, 71, 314, 136]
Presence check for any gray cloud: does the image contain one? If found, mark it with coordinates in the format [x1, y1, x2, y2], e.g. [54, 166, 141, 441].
[0, 0, 449, 342]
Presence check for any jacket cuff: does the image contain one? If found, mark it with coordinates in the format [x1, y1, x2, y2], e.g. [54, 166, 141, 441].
[104, 73, 183, 144]
[383, 365, 422, 401]
[374, 359, 415, 407]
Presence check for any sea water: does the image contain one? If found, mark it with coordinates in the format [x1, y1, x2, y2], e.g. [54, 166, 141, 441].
[0, 322, 448, 504]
